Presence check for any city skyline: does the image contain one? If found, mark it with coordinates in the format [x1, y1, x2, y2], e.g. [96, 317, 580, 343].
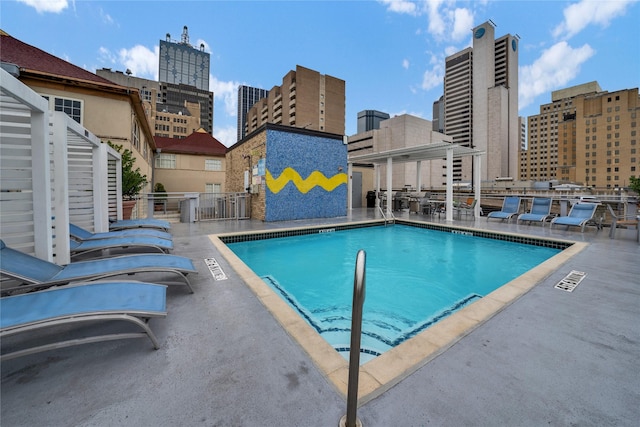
[3, 0, 638, 147]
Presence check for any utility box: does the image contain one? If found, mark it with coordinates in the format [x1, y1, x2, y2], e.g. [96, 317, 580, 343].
[180, 193, 199, 223]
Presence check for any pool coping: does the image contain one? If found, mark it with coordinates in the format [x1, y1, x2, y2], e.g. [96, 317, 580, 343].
[209, 219, 587, 405]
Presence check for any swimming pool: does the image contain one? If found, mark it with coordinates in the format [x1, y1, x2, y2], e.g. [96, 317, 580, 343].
[225, 223, 564, 362]
[213, 219, 583, 401]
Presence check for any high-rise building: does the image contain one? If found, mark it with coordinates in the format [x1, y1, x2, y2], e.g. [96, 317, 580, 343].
[244, 65, 345, 136]
[157, 27, 213, 134]
[97, 68, 201, 139]
[522, 82, 640, 188]
[432, 96, 444, 133]
[519, 117, 527, 151]
[159, 26, 209, 91]
[442, 21, 519, 184]
[357, 110, 390, 133]
[237, 85, 269, 142]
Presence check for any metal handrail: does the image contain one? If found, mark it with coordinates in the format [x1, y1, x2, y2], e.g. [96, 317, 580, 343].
[377, 206, 395, 225]
[341, 249, 366, 427]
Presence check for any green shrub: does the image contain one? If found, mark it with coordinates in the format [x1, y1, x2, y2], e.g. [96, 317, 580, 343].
[108, 142, 148, 200]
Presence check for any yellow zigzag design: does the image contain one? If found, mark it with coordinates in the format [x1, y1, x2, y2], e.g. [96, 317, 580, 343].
[266, 167, 348, 194]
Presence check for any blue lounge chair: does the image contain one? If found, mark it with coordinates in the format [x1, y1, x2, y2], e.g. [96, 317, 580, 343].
[69, 236, 173, 259]
[487, 196, 521, 222]
[0, 240, 195, 294]
[1, 281, 166, 361]
[70, 223, 173, 241]
[550, 202, 601, 232]
[517, 198, 553, 226]
[109, 218, 171, 232]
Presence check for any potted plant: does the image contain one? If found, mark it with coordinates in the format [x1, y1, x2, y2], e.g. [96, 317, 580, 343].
[109, 142, 148, 219]
[153, 182, 168, 212]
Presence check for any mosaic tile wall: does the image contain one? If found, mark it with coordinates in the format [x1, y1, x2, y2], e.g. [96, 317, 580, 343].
[264, 129, 347, 221]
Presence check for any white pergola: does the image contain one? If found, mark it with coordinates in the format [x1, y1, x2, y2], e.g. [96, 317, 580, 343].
[348, 142, 485, 222]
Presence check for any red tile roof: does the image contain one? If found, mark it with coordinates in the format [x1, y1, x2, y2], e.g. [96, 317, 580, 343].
[0, 32, 116, 85]
[155, 129, 227, 156]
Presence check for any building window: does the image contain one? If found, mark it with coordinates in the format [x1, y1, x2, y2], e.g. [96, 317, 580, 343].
[132, 120, 140, 151]
[43, 95, 83, 124]
[205, 183, 221, 193]
[205, 159, 222, 171]
[155, 153, 176, 169]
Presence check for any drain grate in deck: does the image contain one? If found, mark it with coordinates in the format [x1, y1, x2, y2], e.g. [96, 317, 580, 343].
[554, 270, 586, 292]
[204, 257, 228, 280]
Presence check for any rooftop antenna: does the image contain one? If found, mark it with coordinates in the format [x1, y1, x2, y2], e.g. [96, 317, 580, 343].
[181, 26, 189, 45]
[166, 33, 170, 42]
[514, 33, 521, 40]
[488, 19, 497, 27]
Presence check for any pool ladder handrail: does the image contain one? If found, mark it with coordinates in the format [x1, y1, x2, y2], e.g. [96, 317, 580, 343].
[378, 206, 395, 226]
[340, 249, 366, 427]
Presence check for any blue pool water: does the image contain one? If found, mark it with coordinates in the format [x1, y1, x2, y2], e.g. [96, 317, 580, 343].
[227, 224, 561, 362]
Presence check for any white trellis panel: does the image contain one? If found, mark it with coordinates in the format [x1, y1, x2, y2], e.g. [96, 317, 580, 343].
[0, 68, 51, 260]
[1, 69, 121, 265]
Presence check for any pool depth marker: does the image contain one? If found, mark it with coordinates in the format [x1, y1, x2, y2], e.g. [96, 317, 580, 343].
[204, 257, 228, 281]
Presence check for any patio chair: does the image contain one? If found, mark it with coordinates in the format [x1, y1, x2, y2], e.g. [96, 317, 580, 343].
[69, 236, 173, 260]
[487, 196, 521, 222]
[70, 223, 173, 241]
[517, 198, 553, 226]
[0, 240, 196, 294]
[453, 199, 480, 219]
[606, 204, 639, 242]
[109, 218, 171, 232]
[550, 202, 601, 232]
[1, 281, 166, 361]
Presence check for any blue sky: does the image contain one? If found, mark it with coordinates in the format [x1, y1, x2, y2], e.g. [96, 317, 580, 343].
[2, 0, 639, 146]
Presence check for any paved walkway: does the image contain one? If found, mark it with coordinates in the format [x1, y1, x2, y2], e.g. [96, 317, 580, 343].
[2, 209, 638, 426]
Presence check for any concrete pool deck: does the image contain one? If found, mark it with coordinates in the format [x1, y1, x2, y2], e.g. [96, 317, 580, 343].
[1, 208, 639, 426]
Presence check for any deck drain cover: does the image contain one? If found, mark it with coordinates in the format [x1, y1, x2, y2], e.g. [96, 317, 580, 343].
[204, 257, 228, 280]
[554, 270, 586, 292]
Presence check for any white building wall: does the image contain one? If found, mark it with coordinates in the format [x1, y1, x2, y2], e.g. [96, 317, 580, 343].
[472, 22, 495, 182]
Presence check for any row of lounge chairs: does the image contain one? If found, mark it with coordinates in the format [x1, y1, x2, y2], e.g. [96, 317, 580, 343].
[0, 218, 198, 361]
[487, 196, 604, 232]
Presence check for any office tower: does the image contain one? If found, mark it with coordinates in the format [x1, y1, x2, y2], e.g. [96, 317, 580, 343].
[244, 65, 345, 136]
[523, 82, 640, 188]
[159, 26, 209, 91]
[158, 27, 214, 134]
[237, 85, 269, 141]
[432, 96, 444, 133]
[97, 68, 201, 139]
[357, 110, 390, 133]
[443, 21, 519, 184]
[519, 117, 527, 151]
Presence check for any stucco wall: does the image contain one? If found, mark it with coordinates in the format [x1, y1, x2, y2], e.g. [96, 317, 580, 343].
[154, 153, 225, 193]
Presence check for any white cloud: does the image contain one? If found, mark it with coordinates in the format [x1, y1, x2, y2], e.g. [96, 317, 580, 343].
[450, 8, 474, 42]
[519, 41, 596, 110]
[118, 45, 159, 80]
[402, 59, 410, 69]
[425, 0, 447, 37]
[98, 47, 117, 65]
[195, 39, 212, 53]
[99, 8, 114, 25]
[421, 65, 444, 91]
[553, 0, 636, 39]
[378, 0, 418, 15]
[210, 76, 240, 117]
[420, 52, 444, 91]
[17, 0, 68, 13]
[214, 126, 238, 148]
